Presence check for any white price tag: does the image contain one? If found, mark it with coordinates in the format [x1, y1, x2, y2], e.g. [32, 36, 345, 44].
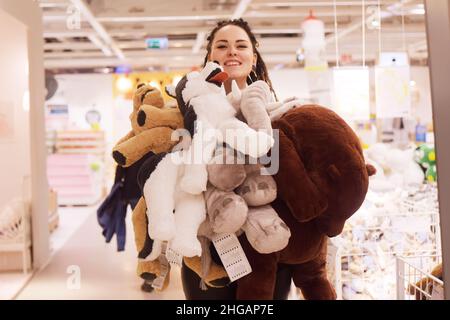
[166, 246, 183, 267]
[212, 233, 252, 282]
[151, 241, 170, 290]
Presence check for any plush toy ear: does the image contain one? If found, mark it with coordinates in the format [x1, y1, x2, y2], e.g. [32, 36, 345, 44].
[165, 84, 176, 98]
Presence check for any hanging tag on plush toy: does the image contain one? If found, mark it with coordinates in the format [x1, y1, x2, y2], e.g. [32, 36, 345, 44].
[166, 246, 183, 267]
[151, 241, 171, 290]
[212, 233, 252, 282]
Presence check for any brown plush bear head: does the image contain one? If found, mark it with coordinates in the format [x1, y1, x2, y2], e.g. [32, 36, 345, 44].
[272, 105, 376, 237]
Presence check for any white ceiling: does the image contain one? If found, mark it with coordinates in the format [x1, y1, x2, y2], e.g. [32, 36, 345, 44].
[39, 0, 427, 72]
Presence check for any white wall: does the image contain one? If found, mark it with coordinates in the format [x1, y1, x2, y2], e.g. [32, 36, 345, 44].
[269, 68, 310, 102]
[47, 74, 115, 145]
[0, 10, 30, 208]
[270, 66, 433, 125]
[0, 0, 48, 269]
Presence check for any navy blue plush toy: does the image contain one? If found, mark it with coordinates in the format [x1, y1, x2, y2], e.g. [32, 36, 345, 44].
[97, 181, 127, 251]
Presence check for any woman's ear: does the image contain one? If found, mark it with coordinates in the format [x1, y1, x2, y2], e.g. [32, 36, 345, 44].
[253, 53, 257, 66]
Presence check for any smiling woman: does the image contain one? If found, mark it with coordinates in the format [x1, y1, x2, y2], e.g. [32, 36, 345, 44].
[180, 18, 292, 300]
[203, 18, 278, 101]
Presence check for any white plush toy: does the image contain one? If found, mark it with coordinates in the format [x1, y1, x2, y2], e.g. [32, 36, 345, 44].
[365, 143, 424, 192]
[142, 62, 275, 258]
[177, 62, 274, 195]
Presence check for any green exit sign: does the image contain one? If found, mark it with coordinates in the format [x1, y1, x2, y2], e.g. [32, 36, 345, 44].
[146, 37, 169, 49]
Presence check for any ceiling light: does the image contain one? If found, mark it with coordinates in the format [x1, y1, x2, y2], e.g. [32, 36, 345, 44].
[116, 77, 133, 92]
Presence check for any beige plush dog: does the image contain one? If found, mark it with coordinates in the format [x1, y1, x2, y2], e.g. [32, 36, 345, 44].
[112, 84, 183, 167]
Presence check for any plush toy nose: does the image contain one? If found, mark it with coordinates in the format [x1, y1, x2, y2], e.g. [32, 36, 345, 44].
[209, 71, 228, 83]
[206, 68, 229, 87]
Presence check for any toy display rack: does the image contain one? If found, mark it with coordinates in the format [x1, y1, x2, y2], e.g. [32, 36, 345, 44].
[396, 254, 443, 300]
[330, 183, 441, 300]
[54, 130, 105, 156]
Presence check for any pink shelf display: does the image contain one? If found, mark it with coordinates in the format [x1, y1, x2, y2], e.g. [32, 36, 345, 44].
[47, 154, 103, 206]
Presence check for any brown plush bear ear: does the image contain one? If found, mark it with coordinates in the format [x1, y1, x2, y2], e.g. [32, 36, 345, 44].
[366, 164, 377, 176]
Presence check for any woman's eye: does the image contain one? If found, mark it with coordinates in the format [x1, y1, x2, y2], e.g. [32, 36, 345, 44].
[217, 45, 227, 49]
[238, 45, 248, 49]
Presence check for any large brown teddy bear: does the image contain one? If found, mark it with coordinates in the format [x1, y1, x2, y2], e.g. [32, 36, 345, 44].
[184, 105, 376, 299]
[232, 105, 376, 299]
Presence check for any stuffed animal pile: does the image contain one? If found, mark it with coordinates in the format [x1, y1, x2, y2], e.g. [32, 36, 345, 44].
[119, 62, 375, 299]
[364, 143, 424, 192]
[139, 62, 291, 262]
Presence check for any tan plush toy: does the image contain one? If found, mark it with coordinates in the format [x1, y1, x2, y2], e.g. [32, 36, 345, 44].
[112, 84, 183, 167]
[112, 84, 183, 290]
[408, 263, 443, 300]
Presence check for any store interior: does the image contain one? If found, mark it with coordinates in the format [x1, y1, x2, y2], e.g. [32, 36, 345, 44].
[0, 0, 449, 300]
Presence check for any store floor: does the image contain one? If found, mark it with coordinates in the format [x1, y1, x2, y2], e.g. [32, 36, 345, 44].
[15, 206, 185, 300]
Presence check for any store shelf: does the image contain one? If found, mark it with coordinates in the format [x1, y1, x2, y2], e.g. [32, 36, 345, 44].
[54, 130, 106, 156]
[329, 183, 441, 300]
[396, 254, 443, 300]
[46, 129, 106, 206]
[47, 154, 103, 206]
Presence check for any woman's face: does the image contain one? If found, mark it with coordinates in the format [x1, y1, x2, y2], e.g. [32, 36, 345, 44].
[209, 25, 257, 86]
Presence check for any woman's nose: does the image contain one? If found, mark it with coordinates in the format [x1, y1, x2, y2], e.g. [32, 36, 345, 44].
[227, 47, 238, 56]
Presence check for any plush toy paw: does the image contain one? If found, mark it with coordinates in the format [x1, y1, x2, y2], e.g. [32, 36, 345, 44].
[236, 172, 277, 206]
[179, 165, 208, 194]
[207, 147, 246, 192]
[268, 99, 303, 121]
[112, 150, 127, 166]
[170, 236, 202, 258]
[143, 240, 164, 261]
[243, 206, 291, 254]
[251, 131, 274, 158]
[148, 212, 176, 241]
[208, 192, 248, 234]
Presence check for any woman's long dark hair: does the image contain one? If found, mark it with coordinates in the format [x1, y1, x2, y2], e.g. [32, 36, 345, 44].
[203, 18, 278, 101]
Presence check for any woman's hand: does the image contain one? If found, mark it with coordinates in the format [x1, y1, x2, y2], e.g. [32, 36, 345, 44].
[267, 97, 304, 121]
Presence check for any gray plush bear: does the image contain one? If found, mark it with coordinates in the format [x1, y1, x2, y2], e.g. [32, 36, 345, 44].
[202, 80, 291, 254]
